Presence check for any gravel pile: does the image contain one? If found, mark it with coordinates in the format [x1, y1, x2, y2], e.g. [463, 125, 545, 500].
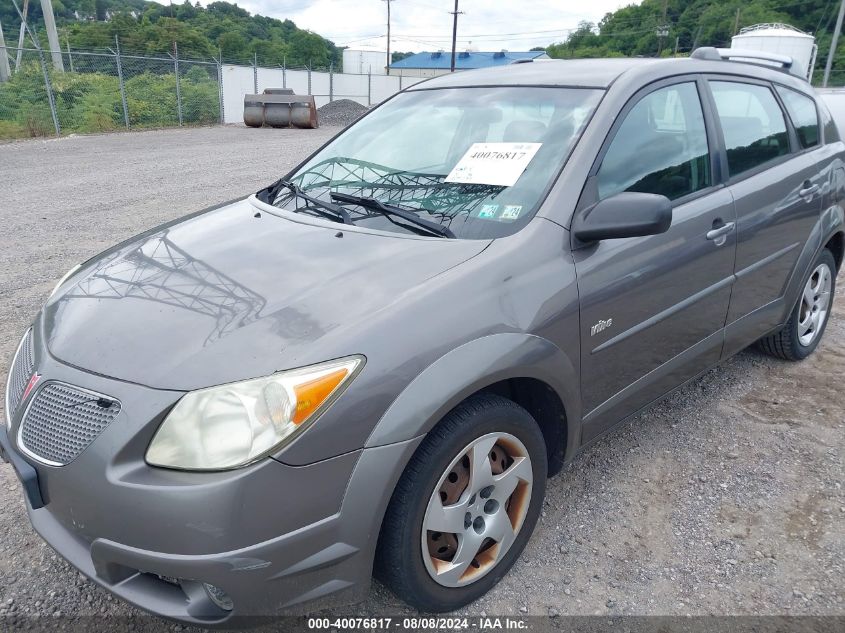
[318, 99, 369, 127]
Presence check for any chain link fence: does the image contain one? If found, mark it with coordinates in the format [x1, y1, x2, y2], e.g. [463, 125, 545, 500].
[0, 43, 238, 139]
[0, 43, 421, 140]
[0, 44, 224, 138]
[0, 47, 55, 137]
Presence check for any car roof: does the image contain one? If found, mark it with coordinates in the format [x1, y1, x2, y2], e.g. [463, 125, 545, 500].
[407, 58, 655, 90]
[406, 57, 814, 94]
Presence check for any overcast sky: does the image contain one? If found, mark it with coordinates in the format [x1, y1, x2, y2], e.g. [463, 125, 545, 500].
[198, 1, 637, 52]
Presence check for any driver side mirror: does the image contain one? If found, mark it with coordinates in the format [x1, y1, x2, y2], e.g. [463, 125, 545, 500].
[572, 192, 672, 243]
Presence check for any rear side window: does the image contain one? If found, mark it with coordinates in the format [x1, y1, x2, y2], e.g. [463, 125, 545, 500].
[597, 82, 711, 201]
[710, 81, 789, 177]
[817, 96, 841, 143]
[775, 86, 820, 148]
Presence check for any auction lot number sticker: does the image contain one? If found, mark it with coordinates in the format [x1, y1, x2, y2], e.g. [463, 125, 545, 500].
[308, 616, 528, 630]
[445, 142, 543, 187]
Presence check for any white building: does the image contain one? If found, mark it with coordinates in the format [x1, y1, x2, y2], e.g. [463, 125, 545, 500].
[342, 48, 389, 75]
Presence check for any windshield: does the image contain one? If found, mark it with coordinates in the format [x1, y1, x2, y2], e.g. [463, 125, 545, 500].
[271, 86, 603, 239]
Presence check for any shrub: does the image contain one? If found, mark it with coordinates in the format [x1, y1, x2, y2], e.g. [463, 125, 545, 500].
[0, 63, 220, 139]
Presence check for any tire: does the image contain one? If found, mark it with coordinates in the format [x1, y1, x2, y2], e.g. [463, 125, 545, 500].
[375, 393, 547, 613]
[757, 248, 837, 361]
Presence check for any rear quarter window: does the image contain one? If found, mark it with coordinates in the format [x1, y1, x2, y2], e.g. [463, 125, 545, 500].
[775, 86, 820, 149]
[817, 95, 842, 144]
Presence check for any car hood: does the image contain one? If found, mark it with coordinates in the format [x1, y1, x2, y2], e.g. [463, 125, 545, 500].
[42, 198, 489, 390]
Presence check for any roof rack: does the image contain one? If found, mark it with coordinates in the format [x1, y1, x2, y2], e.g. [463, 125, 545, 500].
[691, 46, 799, 76]
[737, 23, 807, 35]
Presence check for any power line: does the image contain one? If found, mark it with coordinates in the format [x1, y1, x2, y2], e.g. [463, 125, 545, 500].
[341, 0, 838, 55]
[393, 27, 581, 38]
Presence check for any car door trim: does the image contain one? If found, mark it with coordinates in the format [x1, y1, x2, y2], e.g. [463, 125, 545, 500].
[583, 328, 725, 426]
[590, 274, 735, 355]
[734, 241, 801, 280]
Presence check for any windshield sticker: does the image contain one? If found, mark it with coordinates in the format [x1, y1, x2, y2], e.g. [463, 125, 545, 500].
[445, 142, 543, 187]
[478, 204, 499, 219]
[500, 205, 523, 220]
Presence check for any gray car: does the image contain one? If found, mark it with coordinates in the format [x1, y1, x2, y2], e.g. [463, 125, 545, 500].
[2, 49, 843, 625]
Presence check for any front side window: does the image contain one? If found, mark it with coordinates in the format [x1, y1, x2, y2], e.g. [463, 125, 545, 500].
[710, 81, 789, 176]
[597, 82, 711, 201]
[775, 86, 820, 148]
[272, 87, 603, 239]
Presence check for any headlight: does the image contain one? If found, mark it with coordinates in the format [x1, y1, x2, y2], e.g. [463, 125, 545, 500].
[146, 356, 363, 471]
[49, 263, 81, 299]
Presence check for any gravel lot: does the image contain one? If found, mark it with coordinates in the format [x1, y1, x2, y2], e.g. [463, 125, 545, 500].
[0, 126, 843, 628]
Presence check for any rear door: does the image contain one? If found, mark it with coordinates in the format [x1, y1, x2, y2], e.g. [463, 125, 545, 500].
[572, 77, 736, 442]
[705, 78, 824, 356]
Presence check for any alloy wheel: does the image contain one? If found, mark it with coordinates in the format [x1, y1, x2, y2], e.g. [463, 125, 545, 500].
[798, 263, 833, 347]
[421, 432, 533, 588]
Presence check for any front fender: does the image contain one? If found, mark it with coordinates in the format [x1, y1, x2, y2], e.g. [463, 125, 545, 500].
[364, 332, 580, 462]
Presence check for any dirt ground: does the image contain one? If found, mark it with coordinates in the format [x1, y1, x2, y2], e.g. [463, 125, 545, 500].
[0, 127, 842, 627]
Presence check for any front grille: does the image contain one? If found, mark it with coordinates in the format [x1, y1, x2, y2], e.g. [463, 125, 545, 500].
[19, 382, 121, 466]
[5, 329, 34, 418]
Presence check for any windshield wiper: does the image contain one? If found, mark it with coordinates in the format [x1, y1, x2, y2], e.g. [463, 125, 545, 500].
[257, 179, 354, 225]
[330, 192, 455, 238]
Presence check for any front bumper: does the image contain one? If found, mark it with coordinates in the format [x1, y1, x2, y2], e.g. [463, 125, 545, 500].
[4, 416, 422, 625]
[0, 424, 44, 509]
[3, 332, 424, 625]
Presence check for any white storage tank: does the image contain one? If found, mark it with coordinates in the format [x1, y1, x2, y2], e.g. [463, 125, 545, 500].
[731, 24, 818, 80]
[342, 48, 388, 75]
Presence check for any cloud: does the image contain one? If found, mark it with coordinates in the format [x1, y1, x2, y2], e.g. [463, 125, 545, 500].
[198, 0, 636, 52]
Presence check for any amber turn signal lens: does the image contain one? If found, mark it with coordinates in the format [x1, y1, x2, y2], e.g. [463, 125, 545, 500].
[292, 368, 349, 425]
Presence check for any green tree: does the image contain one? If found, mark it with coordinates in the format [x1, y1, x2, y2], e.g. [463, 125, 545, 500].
[1, 0, 340, 68]
[543, 0, 841, 81]
[218, 31, 247, 60]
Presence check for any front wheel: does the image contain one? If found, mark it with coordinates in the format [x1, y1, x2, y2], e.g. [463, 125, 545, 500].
[757, 248, 836, 361]
[375, 394, 547, 612]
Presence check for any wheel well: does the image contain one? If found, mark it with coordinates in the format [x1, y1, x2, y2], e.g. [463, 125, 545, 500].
[826, 232, 844, 272]
[479, 378, 568, 476]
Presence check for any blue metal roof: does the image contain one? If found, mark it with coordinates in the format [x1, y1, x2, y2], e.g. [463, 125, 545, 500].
[389, 50, 548, 70]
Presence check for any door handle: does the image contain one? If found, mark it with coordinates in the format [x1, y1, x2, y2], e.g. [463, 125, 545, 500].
[706, 221, 735, 242]
[799, 183, 819, 198]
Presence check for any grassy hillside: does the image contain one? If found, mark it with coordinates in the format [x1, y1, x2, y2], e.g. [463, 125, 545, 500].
[547, 0, 844, 82]
[0, 0, 340, 67]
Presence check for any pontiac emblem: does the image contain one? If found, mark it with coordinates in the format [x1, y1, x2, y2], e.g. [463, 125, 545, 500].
[21, 373, 41, 402]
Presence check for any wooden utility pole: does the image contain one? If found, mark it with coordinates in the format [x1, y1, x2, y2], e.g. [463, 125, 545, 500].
[450, 0, 463, 72]
[824, 0, 845, 87]
[656, 0, 669, 56]
[733, 8, 741, 35]
[384, 0, 392, 75]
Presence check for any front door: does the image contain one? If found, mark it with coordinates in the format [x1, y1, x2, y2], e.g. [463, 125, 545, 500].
[572, 79, 736, 442]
